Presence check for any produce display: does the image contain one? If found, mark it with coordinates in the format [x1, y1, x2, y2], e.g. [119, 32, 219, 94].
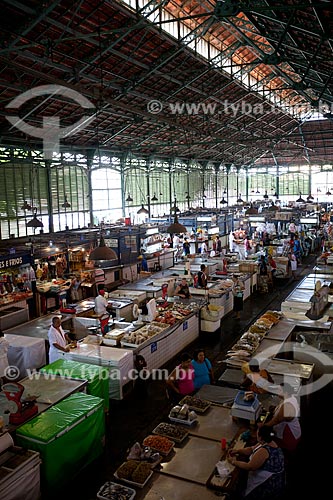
[142, 435, 174, 455]
[115, 460, 152, 486]
[179, 396, 211, 413]
[152, 422, 189, 443]
[226, 310, 283, 365]
[97, 481, 136, 500]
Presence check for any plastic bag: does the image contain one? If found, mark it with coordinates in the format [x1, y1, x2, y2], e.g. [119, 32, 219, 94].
[216, 460, 233, 478]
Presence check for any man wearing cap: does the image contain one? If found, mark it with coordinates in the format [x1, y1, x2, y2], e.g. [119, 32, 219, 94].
[94, 289, 109, 316]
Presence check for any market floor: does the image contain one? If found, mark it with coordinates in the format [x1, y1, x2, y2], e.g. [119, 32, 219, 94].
[55, 257, 332, 500]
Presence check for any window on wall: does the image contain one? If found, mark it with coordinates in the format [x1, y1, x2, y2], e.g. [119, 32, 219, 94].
[52, 165, 89, 232]
[0, 163, 49, 239]
[0, 160, 90, 239]
[91, 167, 122, 223]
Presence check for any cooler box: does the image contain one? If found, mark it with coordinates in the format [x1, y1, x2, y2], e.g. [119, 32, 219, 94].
[40, 359, 109, 411]
[16, 393, 105, 493]
[231, 390, 261, 422]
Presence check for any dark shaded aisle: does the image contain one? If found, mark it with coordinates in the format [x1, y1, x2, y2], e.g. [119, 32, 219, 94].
[57, 256, 332, 500]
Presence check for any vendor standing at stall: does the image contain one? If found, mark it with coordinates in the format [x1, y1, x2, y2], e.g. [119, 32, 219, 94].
[48, 317, 71, 363]
[94, 289, 109, 316]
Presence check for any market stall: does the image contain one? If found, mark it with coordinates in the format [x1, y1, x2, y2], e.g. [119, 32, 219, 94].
[16, 393, 105, 494]
[5, 334, 46, 378]
[40, 359, 109, 411]
[0, 374, 87, 430]
[64, 344, 134, 399]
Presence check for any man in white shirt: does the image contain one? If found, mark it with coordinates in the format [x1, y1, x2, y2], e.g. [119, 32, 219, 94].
[94, 289, 109, 316]
[48, 317, 71, 364]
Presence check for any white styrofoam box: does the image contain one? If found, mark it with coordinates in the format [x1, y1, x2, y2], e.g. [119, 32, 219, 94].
[209, 295, 224, 307]
[200, 318, 220, 332]
[201, 306, 224, 322]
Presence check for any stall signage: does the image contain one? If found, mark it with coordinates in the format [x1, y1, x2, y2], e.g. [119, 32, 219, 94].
[183, 321, 188, 331]
[107, 239, 118, 247]
[0, 254, 31, 269]
[151, 342, 157, 353]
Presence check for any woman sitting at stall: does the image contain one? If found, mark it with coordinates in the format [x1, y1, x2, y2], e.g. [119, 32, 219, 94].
[191, 349, 214, 390]
[228, 425, 285, 500]
[166, 352, 195, 402]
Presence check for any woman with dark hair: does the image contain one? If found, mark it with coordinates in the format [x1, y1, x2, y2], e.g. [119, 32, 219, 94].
[228, 425, 285, 499]
[191, 349, 214, 390]
[166, 352, 195, 402]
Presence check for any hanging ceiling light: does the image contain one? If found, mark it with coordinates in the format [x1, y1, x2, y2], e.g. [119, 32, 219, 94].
[21, 200, 32, 211]
[151, 193, 158, 201]
[89, 235, 118, 260]
[220, 197, 227, 204]
[126, 193, 133, 202]
[26, 209, 43, 228]
[326, 189, 331, 196]
[237, 194, 244, 203]
[137, 204, 149, 215]
[307, 194, 314, 201]
[273, 191, 278, 198]
[167, 213, 187, 234]
[296, 192, 306, 203]
[263, 191, 269, 199]
[62, 196, 71, 208]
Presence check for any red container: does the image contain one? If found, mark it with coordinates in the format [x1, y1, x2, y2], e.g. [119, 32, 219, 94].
[125, 217, 131, 226]
[221, 438, 227, 450]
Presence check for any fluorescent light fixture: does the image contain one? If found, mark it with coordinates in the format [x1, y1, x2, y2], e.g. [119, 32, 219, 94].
[300, 218, 318, 224]
[248, 216, 265, 222]
[145, 227, 159, 235]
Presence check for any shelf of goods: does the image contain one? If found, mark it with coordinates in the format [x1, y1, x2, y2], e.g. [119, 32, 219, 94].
[0, 293, 32, 310]
[40, 359, 109, 411]
[5, 334, 46, 378]
[16, 393, 105, 494]
[65, 345, 133, 399]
